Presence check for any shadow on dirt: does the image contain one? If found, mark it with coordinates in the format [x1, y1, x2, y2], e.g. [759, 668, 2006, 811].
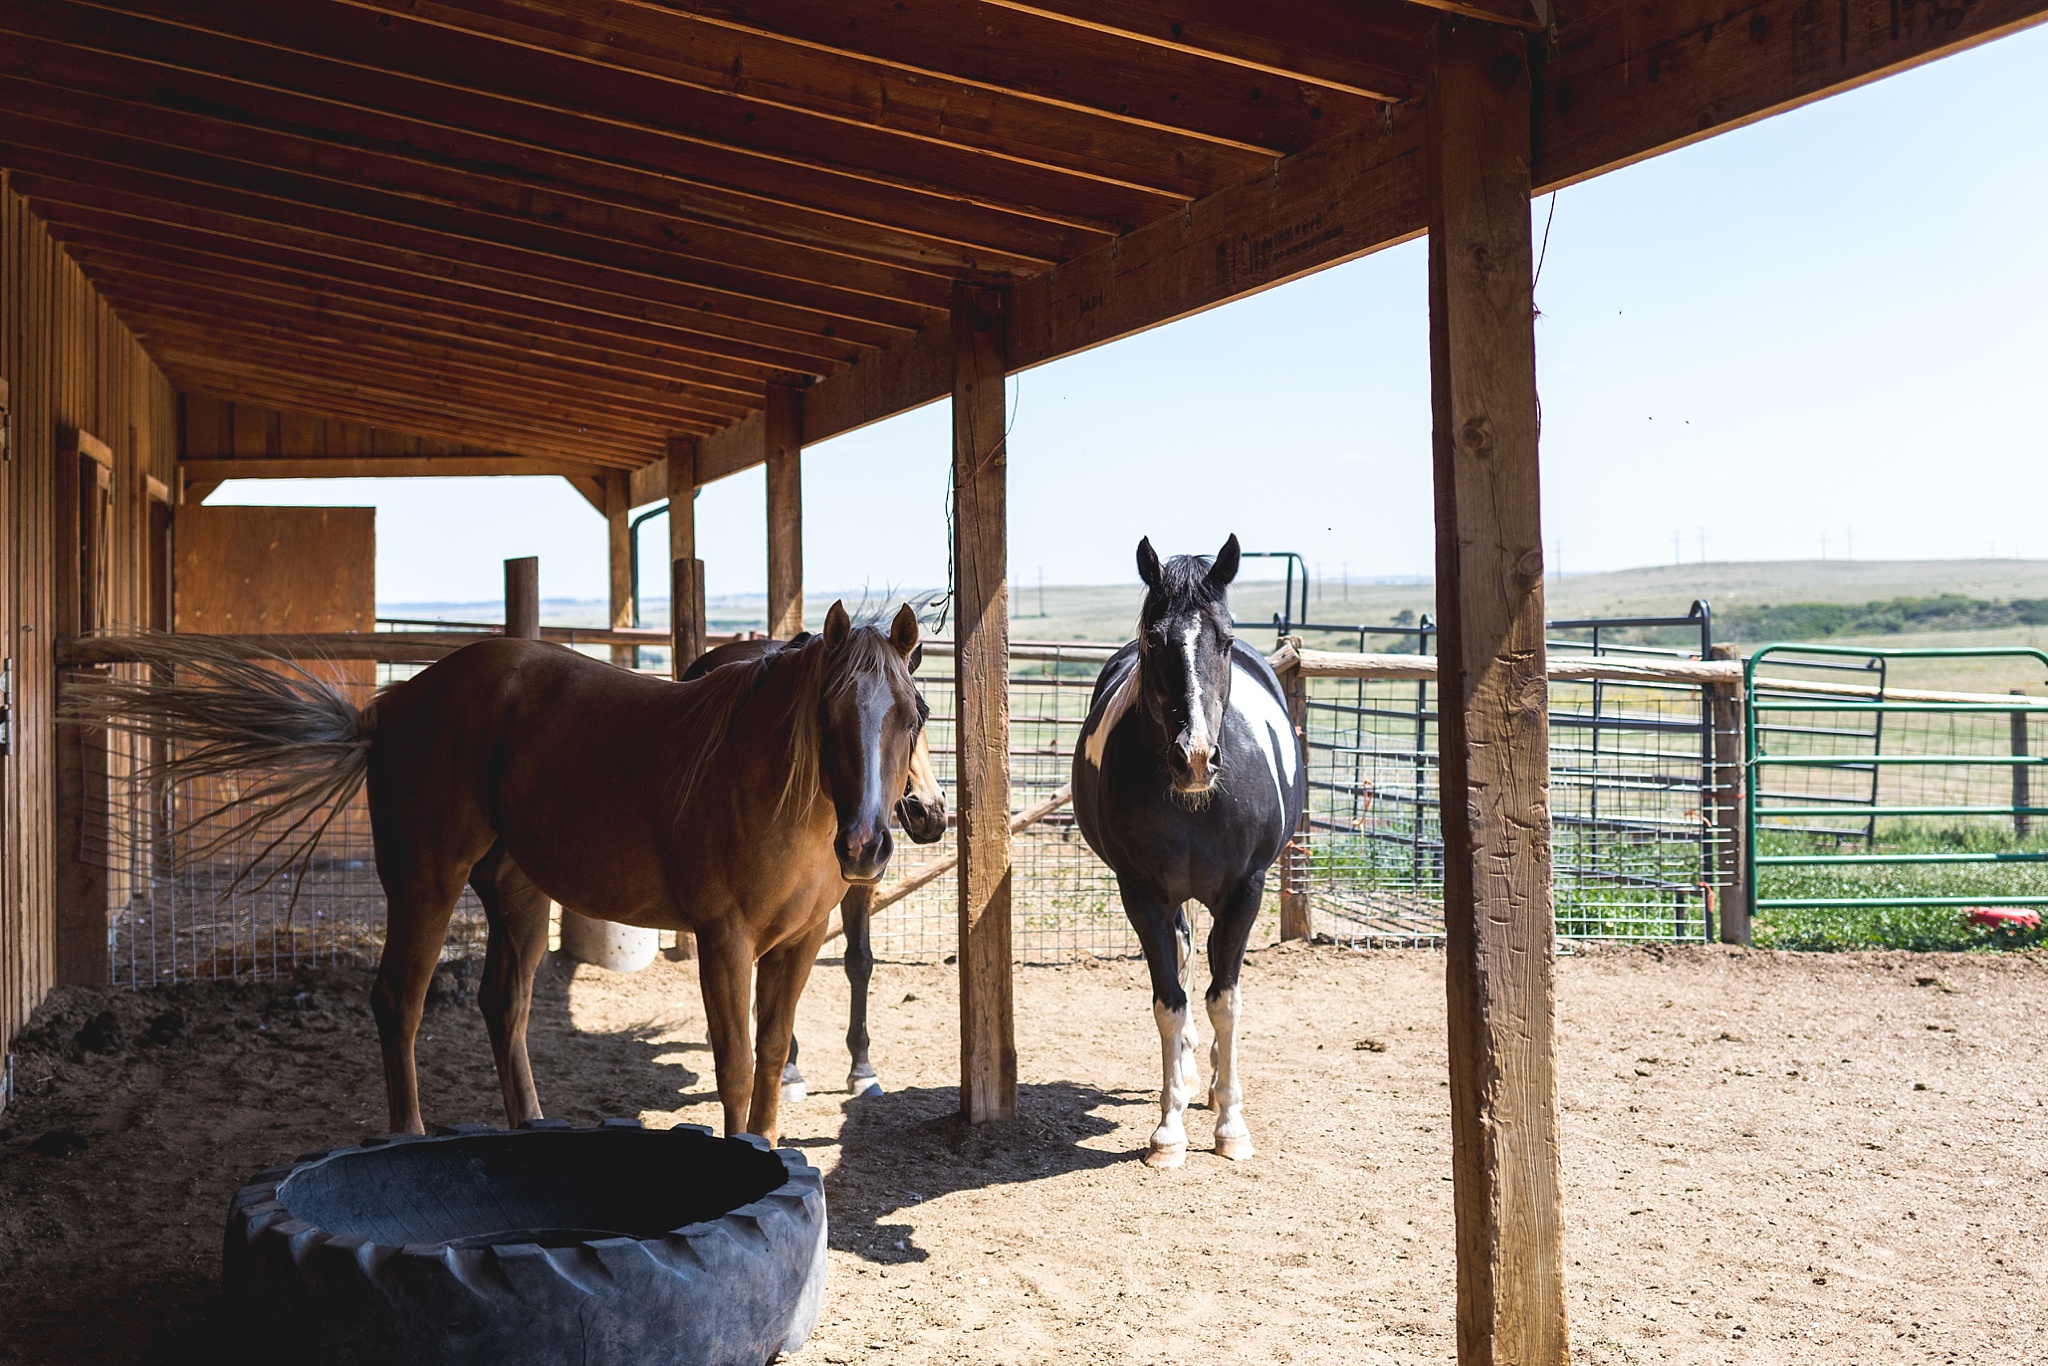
[822, 1080, 1153, 1264]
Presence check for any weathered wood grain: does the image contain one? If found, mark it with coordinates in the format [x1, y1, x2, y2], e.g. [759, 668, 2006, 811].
[1426, 22, 1566, 1365]
[765, 384, 805, 640]
[951, 281, 1017, 1124]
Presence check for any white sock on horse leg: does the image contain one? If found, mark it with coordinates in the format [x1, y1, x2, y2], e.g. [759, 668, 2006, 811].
[1205, 986, 1252, 1161]
[780, 1060, 807, 1105]
[1147, 998, 1192, 1167]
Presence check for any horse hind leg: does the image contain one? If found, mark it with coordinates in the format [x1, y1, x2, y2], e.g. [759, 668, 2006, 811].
[1173, 904, 1202, 1098]
[471, 844, 552, 1127]
[842, 883, 883, 1096]
[1204, 873, 1267, 1162]
[371, 867, 467, 1135]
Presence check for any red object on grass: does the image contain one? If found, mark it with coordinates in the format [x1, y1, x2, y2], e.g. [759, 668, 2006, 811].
[1965, 907, 2042, 931]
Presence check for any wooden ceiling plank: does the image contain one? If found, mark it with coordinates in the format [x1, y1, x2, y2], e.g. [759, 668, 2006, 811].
[125, 310, 744, 431]
[5, 161, 889, 365]
[975, 0, 1431, 100]
[66, 241, 767, 400]
[79, 261, 769, 408]
[0, 100, 947, 335]
[26, 191, 849, 376]
[335, 0, 1262, 199]
[1392, 0, 1543, 30]
[182, 455, 593, 479]
[626, 0, 1381, 154]
[66, 0, 1182, 231]
[0, 14, 1087, 271]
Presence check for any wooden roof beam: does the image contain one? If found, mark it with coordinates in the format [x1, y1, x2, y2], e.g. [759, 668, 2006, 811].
[182, 456, 593, 480]
[0, 103, 944, 337]
[25, 0, 1184, 228]
[66, 243, 766, 399]
[3, 163, 883, 366]
[278, 0, 1263, 199]
[26, 190, 848, 376]
[85, 271, 764, 417]
[977, 0, 1434, 98]
[638, 0, 1391, 152]
[0, 15, 1088, 273]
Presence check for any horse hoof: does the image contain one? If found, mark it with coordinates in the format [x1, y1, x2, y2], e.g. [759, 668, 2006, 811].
[1144, 1142, 1188, 1169]
[780, 1079, 807, 1105]
[1214, 1134, 1254, 1162]
[847, 1072, 884, 1097]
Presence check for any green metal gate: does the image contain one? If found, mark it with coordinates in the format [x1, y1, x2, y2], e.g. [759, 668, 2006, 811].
[1745, 644, 2048, 930]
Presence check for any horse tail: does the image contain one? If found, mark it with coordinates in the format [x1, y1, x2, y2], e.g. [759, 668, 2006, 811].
[60, 633, 374, 899]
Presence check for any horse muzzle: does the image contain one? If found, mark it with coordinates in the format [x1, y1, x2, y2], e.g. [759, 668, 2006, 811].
[895, 794, 948, 844]
[1170, 741, 1223, 796]
[835, 825, 894, 884]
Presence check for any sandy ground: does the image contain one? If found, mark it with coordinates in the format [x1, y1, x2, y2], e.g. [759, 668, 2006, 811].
[1, 942, 2044, 1364]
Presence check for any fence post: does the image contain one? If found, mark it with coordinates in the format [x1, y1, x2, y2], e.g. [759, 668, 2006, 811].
[2014, 691, 2031, 840]
[1277, 638, 1312, 941]
[505, 557, 540, 640]
[1708, 644, 1749, 946]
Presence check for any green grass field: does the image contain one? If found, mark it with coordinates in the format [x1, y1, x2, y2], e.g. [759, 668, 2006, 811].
[1753, 822, 2048, 951]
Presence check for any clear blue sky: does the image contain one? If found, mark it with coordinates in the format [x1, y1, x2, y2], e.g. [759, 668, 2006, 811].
[217, 25, 2048, 606]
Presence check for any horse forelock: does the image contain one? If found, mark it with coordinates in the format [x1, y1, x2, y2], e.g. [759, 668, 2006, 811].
[1141, 552, 1230, 628]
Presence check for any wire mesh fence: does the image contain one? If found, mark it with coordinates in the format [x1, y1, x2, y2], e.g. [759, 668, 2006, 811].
[87, 623, 1734, 986]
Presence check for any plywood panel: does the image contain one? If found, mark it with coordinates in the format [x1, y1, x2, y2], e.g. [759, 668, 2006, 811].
[173, 504, 373, 636]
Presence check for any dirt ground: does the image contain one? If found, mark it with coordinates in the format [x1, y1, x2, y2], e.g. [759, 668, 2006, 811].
[1, 942, 2043, 1364]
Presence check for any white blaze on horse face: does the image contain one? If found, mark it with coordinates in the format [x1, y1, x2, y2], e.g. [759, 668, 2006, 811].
[1180, 622, 1212, 760]
[1081, 658, 1142, 770]
[1231, 663, 1297, 812]
[1206, 986, 1253, 1161]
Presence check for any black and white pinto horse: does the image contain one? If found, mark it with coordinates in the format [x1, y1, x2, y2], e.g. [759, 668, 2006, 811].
[681, 634, 946, 1102]
[1072, 535, 1306, 1168]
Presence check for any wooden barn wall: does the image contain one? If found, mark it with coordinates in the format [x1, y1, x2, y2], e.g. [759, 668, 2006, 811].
[0, 174, 177, 1061]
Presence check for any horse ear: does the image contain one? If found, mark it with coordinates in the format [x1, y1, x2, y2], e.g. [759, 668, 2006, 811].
[1207, 534, 1241, 591]
[1136, 537, 1163, 591]
[907, 642, 924, 672]
[824, 600, 852, 648]
[889, 603, 919, 659]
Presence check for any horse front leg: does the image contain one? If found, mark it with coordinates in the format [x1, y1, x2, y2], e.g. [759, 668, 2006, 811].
[1204, 871, 1267, 1162]
[696, 928, 758, 1138]
[747, 926, 829, 1144]
[841, 883, 883, 1096]
[1123, 881, 1198, 1169]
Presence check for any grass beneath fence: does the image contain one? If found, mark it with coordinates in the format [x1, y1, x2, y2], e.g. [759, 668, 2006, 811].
[1754, 821, 2048, 951]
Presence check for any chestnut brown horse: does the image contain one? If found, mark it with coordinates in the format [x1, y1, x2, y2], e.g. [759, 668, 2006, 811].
[69, 603, 924, 1145]
[683, 634, 947, 1100]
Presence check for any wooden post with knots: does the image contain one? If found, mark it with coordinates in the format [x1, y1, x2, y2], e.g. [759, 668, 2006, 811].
[952, 282, 1017, 1123]
[667, 436, 706, 672]
[1426, 20, 1568, 1366]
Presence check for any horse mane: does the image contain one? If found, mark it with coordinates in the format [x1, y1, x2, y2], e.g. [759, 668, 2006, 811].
[667, 621, 906, 823]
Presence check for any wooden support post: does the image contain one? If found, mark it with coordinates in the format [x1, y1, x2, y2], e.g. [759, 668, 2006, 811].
[1277, 642, 1314, 941]
[2014, 691, 2032, 840]
[56, 430, 114, 986]
[765, 383, 804, 640]
[1710, 645, 1751, 946]
[604, 469, 634, 667]
[952, 282, 1017, 1123]
[505, 557, 540, 640]
[1426, 21, 1567, 1366]
[667, 437, 706, 673]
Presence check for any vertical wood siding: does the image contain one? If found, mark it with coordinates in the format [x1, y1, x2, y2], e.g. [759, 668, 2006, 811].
[1, 175, 177, 1054]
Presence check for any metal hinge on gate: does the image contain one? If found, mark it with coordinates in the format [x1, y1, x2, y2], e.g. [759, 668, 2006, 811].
[0, 656, 12, 756]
